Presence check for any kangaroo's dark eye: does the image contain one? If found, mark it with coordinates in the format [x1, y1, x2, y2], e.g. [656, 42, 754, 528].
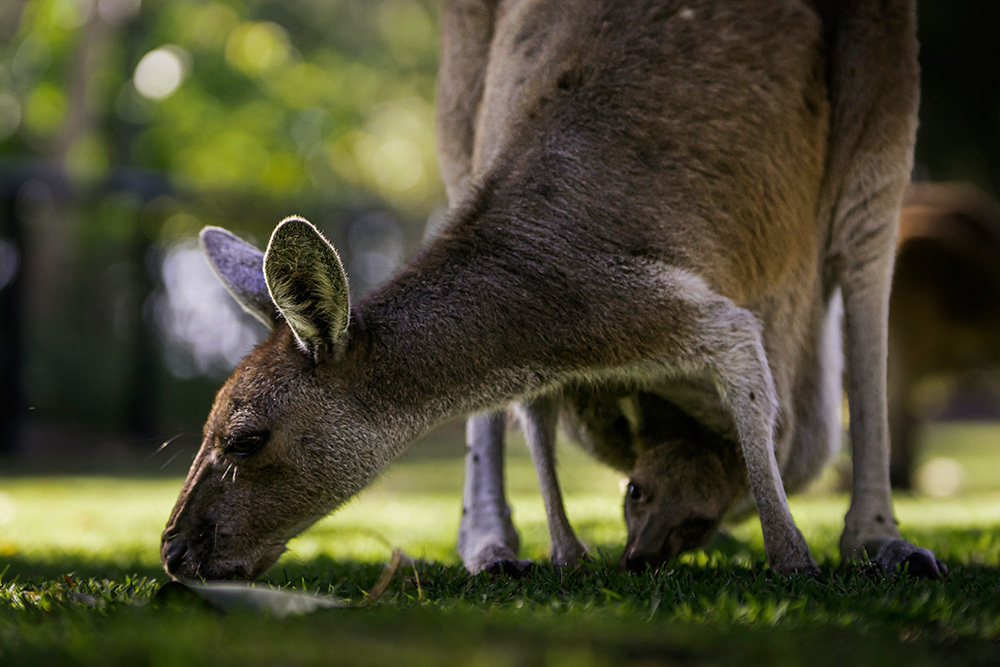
[225, 431, 269, 457]
[626, 482, 644, 502]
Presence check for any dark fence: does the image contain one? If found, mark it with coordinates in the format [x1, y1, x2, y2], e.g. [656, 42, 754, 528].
[0, 159, 431, 468]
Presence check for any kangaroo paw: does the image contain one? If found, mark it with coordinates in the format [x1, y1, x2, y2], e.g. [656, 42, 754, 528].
[551, 539, 588, 569]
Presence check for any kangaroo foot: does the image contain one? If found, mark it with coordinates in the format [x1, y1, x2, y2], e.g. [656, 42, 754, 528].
[873, 539, 947, 579]
[463, 542, 530, 576]
[483, 556, 534, 578]
[769, 555, 821, 578]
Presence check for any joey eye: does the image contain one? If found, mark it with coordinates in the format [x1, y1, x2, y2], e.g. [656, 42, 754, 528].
[225, 431, 269, 457]
[626, 482, 644, 502]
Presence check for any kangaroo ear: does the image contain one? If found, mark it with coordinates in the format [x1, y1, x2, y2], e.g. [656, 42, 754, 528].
[618, 394, 643, 437]
[200, 226, 279, 327]
[264, 216, 351, 360]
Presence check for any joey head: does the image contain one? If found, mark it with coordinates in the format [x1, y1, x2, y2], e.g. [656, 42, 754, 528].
[615, 394, 749, 572]
[621, 436, 747, 572]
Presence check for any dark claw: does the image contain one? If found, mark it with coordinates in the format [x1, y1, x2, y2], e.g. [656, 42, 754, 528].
[900, 551, 946, 578]
[874, 540, 947, 579]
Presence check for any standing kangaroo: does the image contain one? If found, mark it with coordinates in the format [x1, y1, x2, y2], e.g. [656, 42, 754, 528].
[162, 0, 944, 581]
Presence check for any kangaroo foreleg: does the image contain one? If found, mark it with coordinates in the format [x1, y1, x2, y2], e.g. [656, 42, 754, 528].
[437, 0, 497, 203]
[642, 267, 818, 576]
[705, 310, 818, 576]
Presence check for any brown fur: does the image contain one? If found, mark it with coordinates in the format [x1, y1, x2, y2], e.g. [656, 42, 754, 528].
[888, 182, 1000, 488]
[571, 390, 751, 570]
[622, 401, 748, 570]
[163, 0, 942, 580]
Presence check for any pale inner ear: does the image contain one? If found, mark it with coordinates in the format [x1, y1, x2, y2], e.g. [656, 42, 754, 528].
[618, 394, 643, 436]
[264, 216, 351, 360]
[199, 226, 278, 327]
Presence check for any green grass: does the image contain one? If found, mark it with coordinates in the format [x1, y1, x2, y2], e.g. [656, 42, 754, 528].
[2, 424, 1000, 665]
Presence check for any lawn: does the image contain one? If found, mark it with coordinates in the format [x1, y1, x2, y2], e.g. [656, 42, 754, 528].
[2, 422, 1000, 665]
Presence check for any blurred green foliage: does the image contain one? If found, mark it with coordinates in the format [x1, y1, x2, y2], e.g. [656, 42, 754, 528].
[3, 0, 998, 204]
[0, 0, 997, 459]
[2, 0, 444, 213]
[0, 0, 450, 454]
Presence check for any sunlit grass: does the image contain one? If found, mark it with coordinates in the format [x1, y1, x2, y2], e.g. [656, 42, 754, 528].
[0, 477, 176, 566]
[2, 421, 1000, 665]
[4, 423, 999, 571]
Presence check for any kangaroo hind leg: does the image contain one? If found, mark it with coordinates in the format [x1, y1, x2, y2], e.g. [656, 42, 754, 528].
[821, 0, 944, 578]
[459, 412, 528, 575]
[516, 397, 588, 568]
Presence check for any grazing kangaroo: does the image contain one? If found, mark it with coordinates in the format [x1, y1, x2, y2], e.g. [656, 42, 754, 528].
[162, 0, 944, 581]
[888, 182, 1000, 489]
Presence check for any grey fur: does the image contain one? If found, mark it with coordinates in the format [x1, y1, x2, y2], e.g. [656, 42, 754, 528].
[162, 0, 943, 581]
[199, 226, 277, 327]
[264, 217, 352, 361]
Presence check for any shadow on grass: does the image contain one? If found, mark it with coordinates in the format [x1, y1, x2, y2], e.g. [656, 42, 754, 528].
[5, 545, 1000, 666]
[3, 524, 992, 594]
[1, 553, 168, 585]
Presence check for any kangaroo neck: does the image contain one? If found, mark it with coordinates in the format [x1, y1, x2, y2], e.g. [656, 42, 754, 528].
[345, 175, 670, 454]
[351, 223, 561, 429]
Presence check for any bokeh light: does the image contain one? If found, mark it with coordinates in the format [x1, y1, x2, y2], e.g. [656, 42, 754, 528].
[914, 457, 966, 497]
[0, 492, 15, 526]
[133, 46, 189, 101]
[224, 21, 290, 75]
[0, 93, 22, 141]
[154, 239, 264, 379]
[97, 0, 141, 25]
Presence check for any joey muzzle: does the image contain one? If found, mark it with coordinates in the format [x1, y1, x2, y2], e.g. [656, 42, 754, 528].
[620, 508, 680, 572]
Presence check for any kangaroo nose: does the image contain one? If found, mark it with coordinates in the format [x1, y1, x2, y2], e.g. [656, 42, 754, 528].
[161, 534, 189, 578]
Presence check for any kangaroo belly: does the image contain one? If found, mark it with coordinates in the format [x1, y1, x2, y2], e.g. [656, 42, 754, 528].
[470, 0, 830, 304]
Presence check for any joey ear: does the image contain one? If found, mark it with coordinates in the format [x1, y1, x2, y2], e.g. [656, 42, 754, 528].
[264, 216, 351, 360]
[200, 226, 279, 327]
[618, 394, 643, 437]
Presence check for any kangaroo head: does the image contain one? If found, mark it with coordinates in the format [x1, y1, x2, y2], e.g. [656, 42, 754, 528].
[162, 218, 380, 581]
[619, 395, 748, 572]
